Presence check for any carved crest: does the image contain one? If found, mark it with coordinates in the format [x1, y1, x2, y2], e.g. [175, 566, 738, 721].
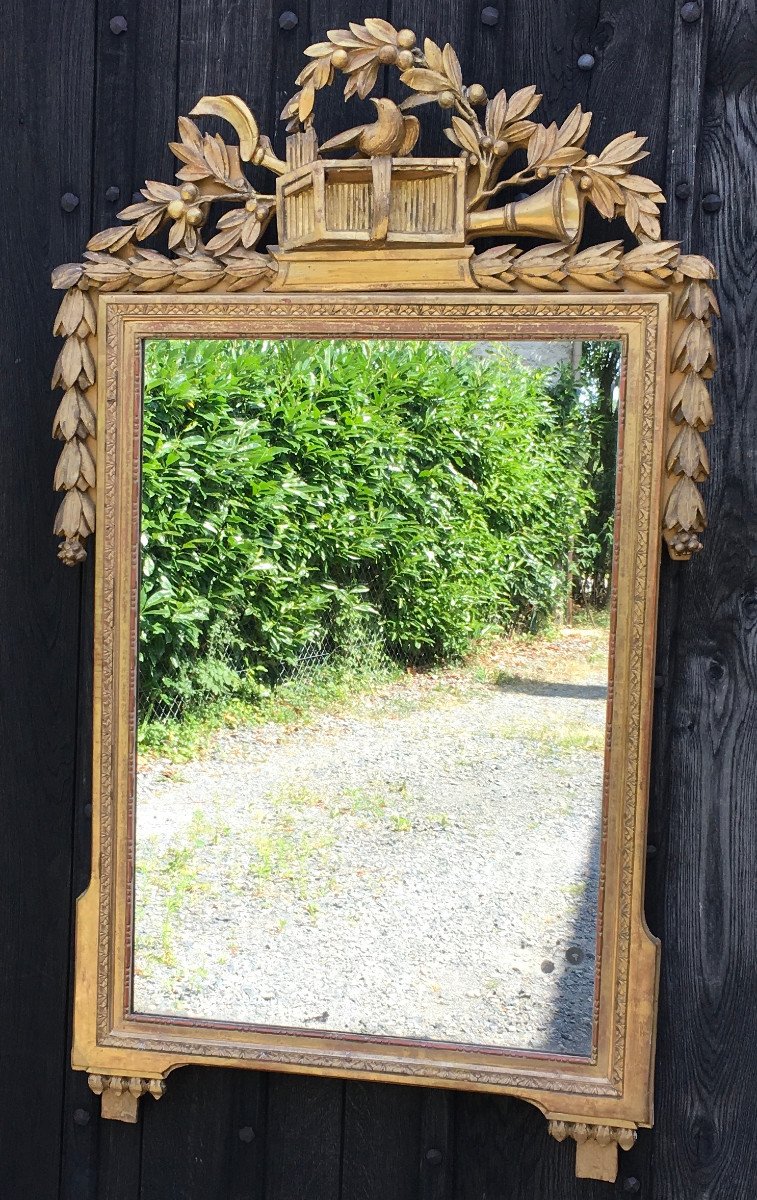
[51, 16, 716, 566]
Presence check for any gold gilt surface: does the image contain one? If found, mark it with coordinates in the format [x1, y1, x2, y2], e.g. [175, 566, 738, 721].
[50, 12, 719, 1184]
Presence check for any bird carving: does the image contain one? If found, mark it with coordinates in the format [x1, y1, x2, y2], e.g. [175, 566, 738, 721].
[319, 98, 420, 158]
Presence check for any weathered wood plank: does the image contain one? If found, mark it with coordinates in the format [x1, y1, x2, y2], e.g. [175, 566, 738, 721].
[0, 0, 94, 1196]
[419, 1089, 453, 1200]
[96, 1123, 143, 1200]
[91, 0, 182, 234]
[340, 1080, 422, 1200]
[663, 0, 708, 243]
[263, 1074, 343, 1200]
[177, 0, 280, 123]
[139, 1068, 235, 1200]
[225, 1071, 268, 1200]
[647, 2, 757, 1197]
[58, 7, 182, 1197]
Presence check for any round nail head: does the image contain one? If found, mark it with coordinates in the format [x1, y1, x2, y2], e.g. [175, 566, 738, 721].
[73, 1108, 90, 1125]
[578, 53, 595, 70]
[680, 1, 701, 21]
[623, 1178, 641, 1195]
[674, 181, 692, 200]
[105, 186, 120, 203]
[61, 192, 80, 212]
[109, 15, 128, 34]
[481, 7, 499, 25]
[426, 1149, 443, 1165]
[541, 959, 555, 974]
[702, 192, 722, 213]
[238, 1126, 255, 1143]
[279, 10, 298, 30]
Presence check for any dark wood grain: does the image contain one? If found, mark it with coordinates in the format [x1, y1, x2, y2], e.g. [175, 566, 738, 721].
[226, 1071, 268, 1200]
[0, 2, 755, 1198]
[419, 1089, 453, 1200]
[0, 0, 93, 1196]
[340, 1080, 422, 1200]
[139, 1068, 235, 1200]
[263, 1075, 343, 1200]
[646, 2, 757, 1197]
[57, 7, 183, 1198]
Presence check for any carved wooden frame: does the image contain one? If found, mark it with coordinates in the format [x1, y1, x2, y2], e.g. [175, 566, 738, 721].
[53, 15, 718, 1184]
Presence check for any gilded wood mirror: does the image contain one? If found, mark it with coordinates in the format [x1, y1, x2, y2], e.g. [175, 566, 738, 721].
[51, 16, 717, 1183]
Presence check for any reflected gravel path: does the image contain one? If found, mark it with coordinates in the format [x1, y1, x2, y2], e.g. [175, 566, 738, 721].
[134, 662, 606, 1057]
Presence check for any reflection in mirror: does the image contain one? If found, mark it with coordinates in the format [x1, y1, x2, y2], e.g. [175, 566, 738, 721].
[133, 335, 621, 1057]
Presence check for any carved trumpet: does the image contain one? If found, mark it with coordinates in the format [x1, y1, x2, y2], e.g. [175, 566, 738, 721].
[466, 171, 584, 244]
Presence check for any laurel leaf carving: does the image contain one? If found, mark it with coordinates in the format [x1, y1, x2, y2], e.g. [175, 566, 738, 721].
[666, 425, 709, 481]
[664, 476, 707, 534]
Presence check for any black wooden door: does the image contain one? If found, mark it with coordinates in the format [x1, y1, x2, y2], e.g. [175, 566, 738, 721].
[0, 2, 755, 1197]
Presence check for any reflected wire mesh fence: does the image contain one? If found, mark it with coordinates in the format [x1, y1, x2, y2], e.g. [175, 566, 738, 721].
[137, 549, 591, 729]
[138, 581, 404, 727]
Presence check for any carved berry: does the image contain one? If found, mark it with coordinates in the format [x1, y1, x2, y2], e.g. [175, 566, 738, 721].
[331, 48, 349, 69]
[537, 166, 549, 179]
[467, 83, 487, 106]
[255, 204, 268, 221]
[439, 91, 456, 108]
[481, 135, 494, 151]
[493, 139, 508, 156]
[397, 29, 416, 49]
[167, 199, 185, 220]
[179, 183, 199, 202]
[396, 49, 414, 70]
[185, 205, 204, 227]
[378, 44, 397, 65]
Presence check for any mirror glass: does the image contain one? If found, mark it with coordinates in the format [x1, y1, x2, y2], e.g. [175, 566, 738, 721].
[132, 335, 621, 1057]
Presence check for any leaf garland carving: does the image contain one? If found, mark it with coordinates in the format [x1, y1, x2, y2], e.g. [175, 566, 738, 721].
[50, 15, 716, 565]
[663, 254, 718, 558]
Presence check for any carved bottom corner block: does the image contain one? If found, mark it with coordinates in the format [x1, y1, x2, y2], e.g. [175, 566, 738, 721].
[549, 1121, 637, 1182]
[88, 1074, 166, 1123]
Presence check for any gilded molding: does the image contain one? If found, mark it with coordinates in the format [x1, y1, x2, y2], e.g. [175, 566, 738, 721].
[82, 296, 662, 1185]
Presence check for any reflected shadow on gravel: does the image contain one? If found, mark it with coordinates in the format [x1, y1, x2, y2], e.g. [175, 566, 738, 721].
[495, 677, 608, 702]
[133, 625, 611, 1054]
[544, 820, 602, 1058]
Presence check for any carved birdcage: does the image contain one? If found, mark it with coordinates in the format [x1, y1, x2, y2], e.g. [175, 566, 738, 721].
[277, 155, 468, 250]
[271, 131, 472, 289]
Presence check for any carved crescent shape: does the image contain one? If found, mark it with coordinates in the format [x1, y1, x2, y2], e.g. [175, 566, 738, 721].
[190, 95, 260, 162]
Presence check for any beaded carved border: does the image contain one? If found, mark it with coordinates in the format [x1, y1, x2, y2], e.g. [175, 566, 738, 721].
[92, 295, 659, 1109]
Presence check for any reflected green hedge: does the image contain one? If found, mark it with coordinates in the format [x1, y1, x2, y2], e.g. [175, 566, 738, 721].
[140, 338, 589, 713]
